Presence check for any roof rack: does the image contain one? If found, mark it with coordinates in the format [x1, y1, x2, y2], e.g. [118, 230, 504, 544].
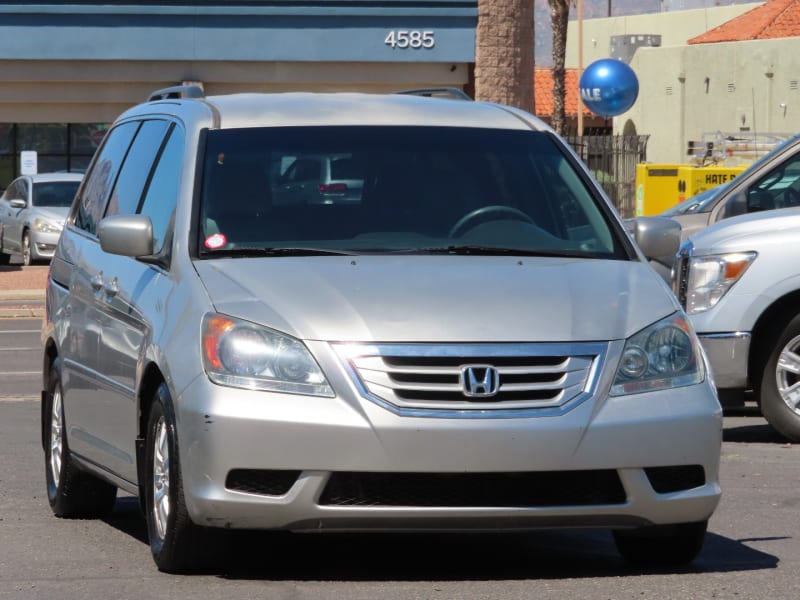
[147, 85, 206, 102]
[395, 87, 472, 101]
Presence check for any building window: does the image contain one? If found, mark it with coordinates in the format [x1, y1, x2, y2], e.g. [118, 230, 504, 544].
[0, 123, 108, 190]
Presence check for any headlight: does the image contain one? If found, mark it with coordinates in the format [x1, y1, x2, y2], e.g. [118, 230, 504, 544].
[33, 218, 62, 234]
[682, 252, 756, 315]
[201, 313, 334, 397]
[611, 313, 704, 396]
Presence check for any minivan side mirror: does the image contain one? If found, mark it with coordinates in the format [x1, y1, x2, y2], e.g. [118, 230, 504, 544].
[98, 214, 154, 258]
[627, 215, 682, 265]
[9, 198, 26, 209]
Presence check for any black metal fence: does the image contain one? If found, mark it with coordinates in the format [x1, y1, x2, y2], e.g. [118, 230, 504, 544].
[565, 134, 649, 218]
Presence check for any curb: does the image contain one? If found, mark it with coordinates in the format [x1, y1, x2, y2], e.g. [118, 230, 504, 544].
[0, 289, 46, 319]
[0, 307, 44, 319]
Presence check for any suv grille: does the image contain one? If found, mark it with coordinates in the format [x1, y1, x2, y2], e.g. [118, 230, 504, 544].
[674, 255, 690, 309]
[336, 343, 606, 415]
[319, 470, 626, 507]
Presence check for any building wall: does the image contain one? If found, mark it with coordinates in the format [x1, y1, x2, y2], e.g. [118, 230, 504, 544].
[565, 3, 762, 69]
[0, 60, 470, 123]
[565, 3, 800, 164]
[627, 38, 800, 164]
[0, 1, 477, 187]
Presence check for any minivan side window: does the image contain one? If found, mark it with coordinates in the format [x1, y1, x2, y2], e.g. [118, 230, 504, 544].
[139, 125, 183, 255]
[105, 120, 171, 219]
[73, 121, 139, 235]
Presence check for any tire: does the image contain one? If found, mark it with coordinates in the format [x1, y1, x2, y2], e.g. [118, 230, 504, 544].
[144, 383, 223, 573]
[759, 313, 800, 442]
[0, 251, 9, 265]
[613, 520, 707, 567]
[44, 360, 118, 518]
[22, 230, 32, 266]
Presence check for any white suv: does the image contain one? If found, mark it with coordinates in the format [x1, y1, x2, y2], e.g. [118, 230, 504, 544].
[41, 85, 721, 573]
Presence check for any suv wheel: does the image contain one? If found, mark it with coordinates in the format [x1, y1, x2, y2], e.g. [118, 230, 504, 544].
[613, 520, 708, 567]
[144, 383, 224, 573]
[22, 231, 32, 266]
[44, 360, 117, 517]
[760, 313, 800, 442]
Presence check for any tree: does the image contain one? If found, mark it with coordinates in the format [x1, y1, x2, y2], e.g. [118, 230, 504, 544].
[549, 0, 571, 135]
[474, 0, 535, 113]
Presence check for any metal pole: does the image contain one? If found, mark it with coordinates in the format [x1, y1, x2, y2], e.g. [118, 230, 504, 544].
[577, 0, 584, 137]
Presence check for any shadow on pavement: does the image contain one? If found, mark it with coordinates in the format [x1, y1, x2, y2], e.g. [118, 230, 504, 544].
[103, 498, 778, 580]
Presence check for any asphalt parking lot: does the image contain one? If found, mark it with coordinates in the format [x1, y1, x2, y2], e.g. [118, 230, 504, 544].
[1, 314, 799, 598]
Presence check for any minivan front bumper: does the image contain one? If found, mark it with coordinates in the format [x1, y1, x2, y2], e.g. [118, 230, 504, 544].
[175, 372, 722, 532]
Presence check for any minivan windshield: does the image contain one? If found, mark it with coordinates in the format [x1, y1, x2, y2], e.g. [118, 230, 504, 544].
[198, 126, 626, 259]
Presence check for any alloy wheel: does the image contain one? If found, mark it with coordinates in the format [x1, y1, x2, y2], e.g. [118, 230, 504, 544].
[777, 333, 800, 414]
[152, 417, 171, 542]
[49, 388, 63, 488]
[22, 233, 31, 266]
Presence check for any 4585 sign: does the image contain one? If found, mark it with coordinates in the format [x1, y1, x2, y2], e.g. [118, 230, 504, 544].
[384, 30, 435, 49]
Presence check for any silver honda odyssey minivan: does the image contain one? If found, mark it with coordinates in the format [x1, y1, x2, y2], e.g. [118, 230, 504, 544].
[41, 86, 722, 573]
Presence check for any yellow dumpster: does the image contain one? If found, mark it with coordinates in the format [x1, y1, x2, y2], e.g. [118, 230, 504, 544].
[635, 164, 748, 216]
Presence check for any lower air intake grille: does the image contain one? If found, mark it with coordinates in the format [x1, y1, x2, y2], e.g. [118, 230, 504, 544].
[225, 469, 300, 496]
[644, 465, 705, 494]
[319, 470, 626, 507]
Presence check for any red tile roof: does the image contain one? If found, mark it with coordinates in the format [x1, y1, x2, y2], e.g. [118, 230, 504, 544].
[689, 0, 800, 44]
[534, 67, 594, 118]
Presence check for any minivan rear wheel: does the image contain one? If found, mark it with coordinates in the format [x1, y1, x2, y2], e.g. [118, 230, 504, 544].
[759, 313, 800, 442]
[613, 520, 707, 567]
[44, 360, 117, 517]
[144, 383, 224, 573]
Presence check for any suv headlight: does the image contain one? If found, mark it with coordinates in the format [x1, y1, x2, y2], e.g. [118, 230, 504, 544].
[611, 313, 704, 396]
[201, 313, 334, 397]
[679, 252, 756, 315]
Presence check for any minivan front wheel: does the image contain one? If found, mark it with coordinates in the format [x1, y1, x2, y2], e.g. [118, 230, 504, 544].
[144, 383, 222, 573]
[760, 313, 800, 442]
[44, 360, 117, 517]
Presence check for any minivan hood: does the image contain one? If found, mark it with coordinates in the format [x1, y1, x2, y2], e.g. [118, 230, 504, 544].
[194, 256, 677, 343]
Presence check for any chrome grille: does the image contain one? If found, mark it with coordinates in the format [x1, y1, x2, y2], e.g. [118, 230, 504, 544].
[335, 343, 606, 416]
[673, 255, 690, 309]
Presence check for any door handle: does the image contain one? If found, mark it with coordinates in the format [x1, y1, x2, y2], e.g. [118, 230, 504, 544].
[90, 273, 103, 291]
[103, 277, 119, 297]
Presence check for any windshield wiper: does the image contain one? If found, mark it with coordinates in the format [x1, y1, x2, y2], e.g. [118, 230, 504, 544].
[204, 247, 357, 257]
[398, 245, 592, 257]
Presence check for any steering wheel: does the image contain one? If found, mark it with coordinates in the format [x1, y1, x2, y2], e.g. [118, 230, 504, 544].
[449, 205, 535, 238]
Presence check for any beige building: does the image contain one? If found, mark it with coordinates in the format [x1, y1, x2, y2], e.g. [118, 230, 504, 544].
[567, 1, 800, 164]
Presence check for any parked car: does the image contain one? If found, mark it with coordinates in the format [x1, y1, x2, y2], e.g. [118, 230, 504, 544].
[0, 173, 83, 265]
[41, 85, 721, 573]
[671, 206, 800, 440]
[631, 132, 800, 279]
[272, 153, 364, 206]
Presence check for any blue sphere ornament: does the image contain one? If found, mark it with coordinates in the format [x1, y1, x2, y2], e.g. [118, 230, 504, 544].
[579, 59, 639, 118]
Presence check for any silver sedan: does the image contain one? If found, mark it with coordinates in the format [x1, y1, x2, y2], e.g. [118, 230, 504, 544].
[0, 172, 82, 265]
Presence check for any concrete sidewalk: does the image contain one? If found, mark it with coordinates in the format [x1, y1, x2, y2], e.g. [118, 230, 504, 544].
[0, 265, 48, 318]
